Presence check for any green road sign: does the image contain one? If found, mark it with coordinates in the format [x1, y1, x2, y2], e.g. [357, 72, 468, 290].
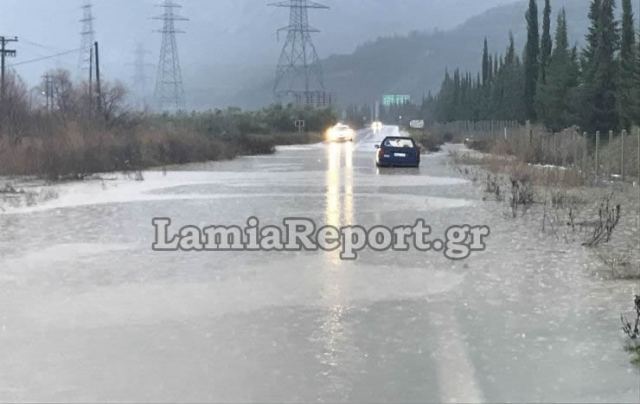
[382, 94, 411, 106]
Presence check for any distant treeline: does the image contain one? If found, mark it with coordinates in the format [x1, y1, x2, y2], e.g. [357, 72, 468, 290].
[422, 0, 640, 134]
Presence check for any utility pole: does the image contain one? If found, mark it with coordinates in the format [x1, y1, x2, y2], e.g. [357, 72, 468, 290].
[89, 46, 93, 109]
[153, 0, 188, 112]
[94, 41, 102, 112]
[270, 0, 330, 107]
[0, 36, 18, 102]
[42, 74, 54, 111]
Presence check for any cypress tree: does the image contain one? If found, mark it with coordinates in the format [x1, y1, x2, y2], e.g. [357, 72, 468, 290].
[506, 33, 517, 66]
[635, 30, 640, 123]
[488, 55, 494, 83]
[580, 0, 620, 132]
[436, 70, 455, 122]
[537, 9, 580, 131]
[482, 38, 490, 86]
[524, 0, 540, 121]
[617, 0, 636, 129]
[540, 0, 553, 84]
[582, 0, 602, 71]
[499, 33, 526, 121]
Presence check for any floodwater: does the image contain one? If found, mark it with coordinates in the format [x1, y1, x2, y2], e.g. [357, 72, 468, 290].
[0, 126, 638, 402]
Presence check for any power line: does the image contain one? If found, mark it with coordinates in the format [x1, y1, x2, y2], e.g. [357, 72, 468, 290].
[8, 48, 82, 68]
[20, 38, 61, 52]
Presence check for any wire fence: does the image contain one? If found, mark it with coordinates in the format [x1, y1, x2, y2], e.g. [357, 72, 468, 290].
[432, 120, 640, 279]
[429, 120, 640, 183]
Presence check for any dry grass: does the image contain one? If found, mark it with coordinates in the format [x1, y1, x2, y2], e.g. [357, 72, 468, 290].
[0, 123, 320, 180]
[0, 70, 336, 180]
[452, 148, 585, 188]
[599, 129, 640, 180]
[408, 129, 447, 152]
[449, 122, 640, 282]
[459, 123, 640, 184]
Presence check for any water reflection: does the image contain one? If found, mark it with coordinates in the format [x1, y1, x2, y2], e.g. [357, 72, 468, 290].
[318, 142, 358, 399]
[325, 141, 354, 259]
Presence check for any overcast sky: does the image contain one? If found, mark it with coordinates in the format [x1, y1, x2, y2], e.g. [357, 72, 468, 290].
[0, 0, 519, 90]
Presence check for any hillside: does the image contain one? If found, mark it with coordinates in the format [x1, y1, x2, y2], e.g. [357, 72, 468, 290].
[323, 0, 591, 106]
[181, 0, 519, 109]
[231, 0, 591, 108]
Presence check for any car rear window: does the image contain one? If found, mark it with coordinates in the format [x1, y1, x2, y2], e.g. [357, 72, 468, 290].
[383, 138, 415, 148]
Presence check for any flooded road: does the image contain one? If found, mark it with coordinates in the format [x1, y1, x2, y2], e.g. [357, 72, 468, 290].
[0, 126, 638, 402]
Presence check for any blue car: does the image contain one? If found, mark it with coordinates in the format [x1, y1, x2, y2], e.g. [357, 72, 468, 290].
[375, 136, 421, 168]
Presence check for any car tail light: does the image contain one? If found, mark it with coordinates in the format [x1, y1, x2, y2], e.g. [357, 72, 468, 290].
[377, 148, 384, 159]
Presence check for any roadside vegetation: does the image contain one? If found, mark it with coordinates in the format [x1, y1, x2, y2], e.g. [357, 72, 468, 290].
[407, 128, 449, 153]
[452, 127, 638, 275]
[373, 0, 640, 141]
[622, 296, 640, 365]
[0, 70, 336, 181]
[426, 0, 640, 136]
[376, 0, 640, 289]
[428, 0, 640, 288]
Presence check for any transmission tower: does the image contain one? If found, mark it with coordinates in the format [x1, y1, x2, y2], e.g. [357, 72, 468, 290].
[270, 0, 331, 107]
[130, 43, 153, 108]
[153, 0, 187, 111]
[78, 0, 95, 75]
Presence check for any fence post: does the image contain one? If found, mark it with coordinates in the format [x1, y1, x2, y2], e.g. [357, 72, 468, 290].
[595, 131, 600, 181]
[637, 127, 640, 276]
[560, 132, 569, 167]
[582, 132, 588, 176]
[637, 127, 640, 181]
[636, 127, 640, 181]
[608, 130, 614, 178]
[573, 131, 579, 167]
[621, 129, 626, 181]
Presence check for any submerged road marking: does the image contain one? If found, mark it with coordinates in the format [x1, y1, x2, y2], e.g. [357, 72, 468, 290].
[431, 307, 485, 403]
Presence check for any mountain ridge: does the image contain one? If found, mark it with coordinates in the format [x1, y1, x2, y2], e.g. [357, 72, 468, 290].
[228, 0, 591, 109]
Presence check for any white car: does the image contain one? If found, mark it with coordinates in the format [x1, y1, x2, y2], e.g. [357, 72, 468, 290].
[326, 123, 355, 142]
[371, 121, 383, 131]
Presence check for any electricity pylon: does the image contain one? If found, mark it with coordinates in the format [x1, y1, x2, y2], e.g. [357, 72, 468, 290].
[78, 0, 95, 75]
[130, 43, 153, 108]
[153, 0, 188, 112]
[270, 0, 331, 107]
